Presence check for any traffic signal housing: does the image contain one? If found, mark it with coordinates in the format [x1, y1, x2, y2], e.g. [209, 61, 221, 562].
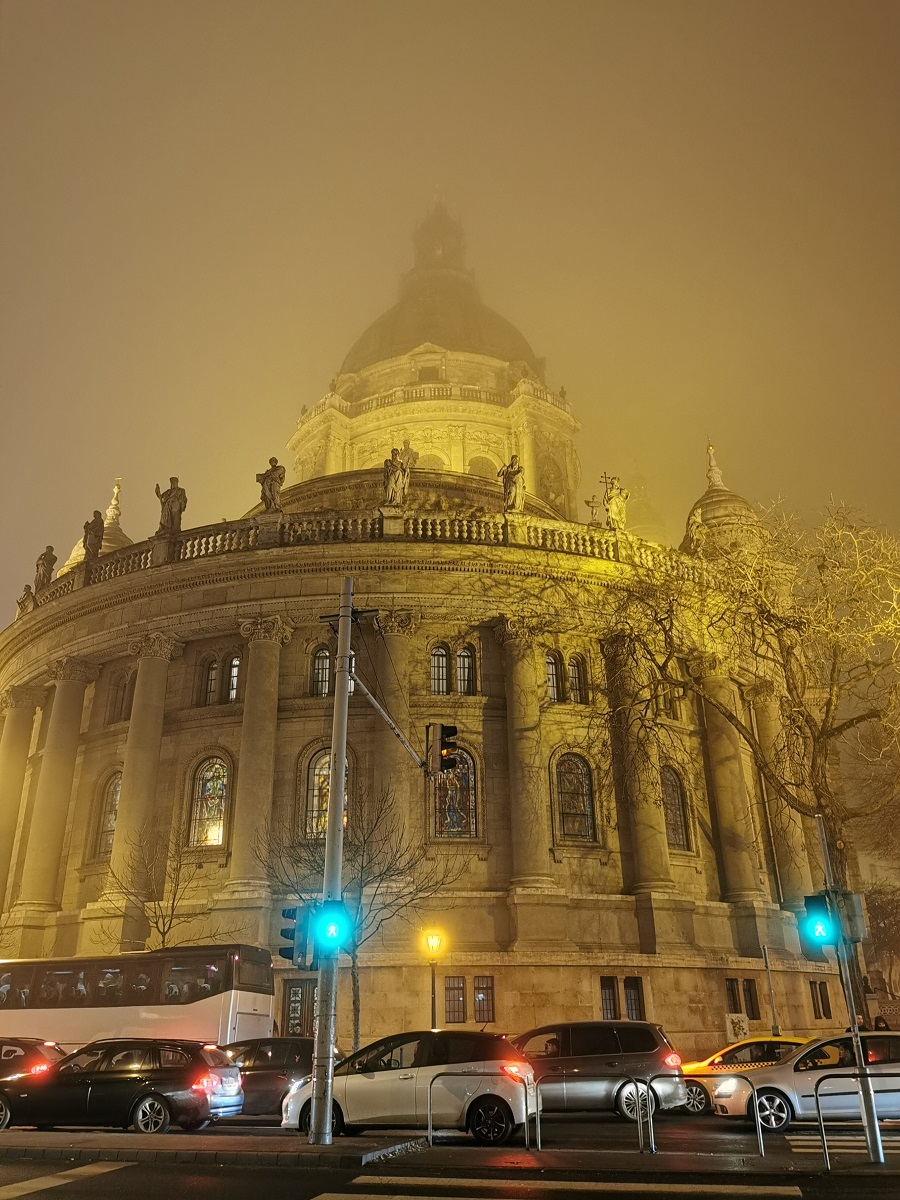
[802, 893, 837, 945]
[311, 900, 352, 953]
[278, 907, 308, 966]
[427, 723, 458, 774]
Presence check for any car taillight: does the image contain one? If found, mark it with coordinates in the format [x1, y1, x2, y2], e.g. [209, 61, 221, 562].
[664, 1052, 682, 1068]
[502, 1062, 525, 1080]
[192, 1073, 222, 1094]
[30, 1063, 49, 1074]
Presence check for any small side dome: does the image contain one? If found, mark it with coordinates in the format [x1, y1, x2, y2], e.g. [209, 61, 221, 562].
[681, 445, 761, 557]
[58, 478, 134, 575]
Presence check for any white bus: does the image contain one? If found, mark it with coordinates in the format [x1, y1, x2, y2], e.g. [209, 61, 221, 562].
[0, 944, 274, 1051]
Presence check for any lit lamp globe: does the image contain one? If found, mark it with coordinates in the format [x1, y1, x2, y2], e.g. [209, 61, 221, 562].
[424, 930, 445, 960]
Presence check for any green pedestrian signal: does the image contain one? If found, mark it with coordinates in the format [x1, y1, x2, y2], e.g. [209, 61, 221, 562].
[312, 900, 352, 951]
[803, 893, 837, 945]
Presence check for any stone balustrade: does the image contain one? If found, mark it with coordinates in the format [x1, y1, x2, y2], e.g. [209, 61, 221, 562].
[295, 380, 573, 427]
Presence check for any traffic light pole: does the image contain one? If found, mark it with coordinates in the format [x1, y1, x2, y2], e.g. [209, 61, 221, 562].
[309, 576, 353, 1146]
[815, 814, 884, 1165]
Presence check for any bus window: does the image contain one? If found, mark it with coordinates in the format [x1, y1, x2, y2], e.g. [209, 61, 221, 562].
[162, 955, 226, 1004]
[89, 961, 159, 1007]
[236, 955, 273, 993]
[92, 966, 124, 1006]
[33, 966, 89, 1008]
[0, 966, 33, 1009]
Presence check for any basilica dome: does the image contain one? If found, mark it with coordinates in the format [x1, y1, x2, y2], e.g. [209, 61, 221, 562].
[340, 201, 545, 380]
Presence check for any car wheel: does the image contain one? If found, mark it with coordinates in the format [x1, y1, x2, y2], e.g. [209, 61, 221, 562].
[616, 1083, 657, 1122]
[131, 1095, 172, 1135]
[298, 1100, 344, 1137]
[684, 1082, 710, 1115]
[0, 1095, 11, 1131]
[179, 1119, 210, 1132]
[754, 1090, 793, 1132]
[468, 1096, 515, 1146]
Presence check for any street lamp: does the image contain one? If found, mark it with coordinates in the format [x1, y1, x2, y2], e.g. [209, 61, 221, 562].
[424, 930, 445, 1031]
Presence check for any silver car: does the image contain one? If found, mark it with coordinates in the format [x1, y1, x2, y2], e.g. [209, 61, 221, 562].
[712, 1032, 900, 1130]
[511, 1021, 686, 1119]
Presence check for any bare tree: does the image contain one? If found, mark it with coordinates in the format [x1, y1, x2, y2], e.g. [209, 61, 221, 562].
[94, 825, 247, 951]
[257, 786, 466, 1050]
[864, 881, 900, 999]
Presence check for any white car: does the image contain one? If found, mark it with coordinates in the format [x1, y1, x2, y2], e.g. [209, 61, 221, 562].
[282, 1029, 537, 1144]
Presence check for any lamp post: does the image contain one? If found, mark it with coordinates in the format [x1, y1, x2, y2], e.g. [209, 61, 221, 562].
[424, 930, 444, 1031]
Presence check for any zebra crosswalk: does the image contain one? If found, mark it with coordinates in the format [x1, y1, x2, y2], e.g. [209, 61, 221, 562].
[786, 1129, 900, 1155]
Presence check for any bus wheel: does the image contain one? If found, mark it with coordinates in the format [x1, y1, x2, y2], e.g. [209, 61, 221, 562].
[132, 1095, 171, 1134]
[0, 1096, 11, 1130]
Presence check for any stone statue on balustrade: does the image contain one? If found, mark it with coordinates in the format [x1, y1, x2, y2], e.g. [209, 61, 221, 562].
[602, 475, 629, 532]
[34, 546, 57, 592]
[383, 447, 410, 507]
[498, 455, 525, 513]
[584, 495, 604, 526]
[256, 457, 286, 513]
[15, 585, 36, 619]
[154, 477, 188, 536]
[685, 506, 706, 556]
[82, 511, 105, 558]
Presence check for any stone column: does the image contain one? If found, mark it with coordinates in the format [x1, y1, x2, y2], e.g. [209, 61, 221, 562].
[0, 686, 44, 901]
[374, 613, 416, 815]
[604, 640, 674, 894]
[16, 658, 97, 909]
[227, 615, 293, 885]
[108, 632, 183, 881]
[693, 660, 765, 902]
[748, 680, 813, 907]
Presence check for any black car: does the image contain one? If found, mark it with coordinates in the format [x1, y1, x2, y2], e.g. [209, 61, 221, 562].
[0, 1039, 65, 1075]
[0, 1038, 242, 1133]
[222, 1037, 342, 1115]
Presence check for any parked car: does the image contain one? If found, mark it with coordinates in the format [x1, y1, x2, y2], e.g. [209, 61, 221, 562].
[511, 1021, 686, 1119]
[712, 1032, 900, 1131]
[0, 1038, 243, 1133]
[282, 1029, 537, 1144]
[222, 1037, 343, 1116]
[680, 1036, 808, 1114]
[0, 1039, 66, 1076]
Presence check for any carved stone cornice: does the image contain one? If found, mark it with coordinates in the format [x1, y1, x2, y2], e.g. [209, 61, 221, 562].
[0, 685, 45, 711]
[129, 632, 184, 662]
[240, 615, 294, 646]
[493, 615, 544, 646]
[378, 611, 418, 638]
[48, 657, 99, 685]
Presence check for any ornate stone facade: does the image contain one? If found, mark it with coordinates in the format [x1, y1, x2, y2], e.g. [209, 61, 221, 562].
[0, 205, 844, 1055]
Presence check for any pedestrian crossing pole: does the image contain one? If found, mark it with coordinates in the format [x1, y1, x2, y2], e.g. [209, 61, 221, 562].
[309, 576, 353, 1146]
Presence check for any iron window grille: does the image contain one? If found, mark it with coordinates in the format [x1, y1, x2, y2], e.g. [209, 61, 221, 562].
[545, 653, 561, 702]
[661, 766, 691, 850]
[444, 976, 466, 1023]
[226, 656, 240, 702]
[473, 976, 495, 1023]
[743, 978, 761, 1021]
[600, 976, 620, 1020]
[431, 646, 449, 695]
[624, 977, 645, 1021]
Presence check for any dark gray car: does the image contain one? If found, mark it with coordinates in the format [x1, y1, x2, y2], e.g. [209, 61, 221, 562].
[511, 1021, 686, 1119]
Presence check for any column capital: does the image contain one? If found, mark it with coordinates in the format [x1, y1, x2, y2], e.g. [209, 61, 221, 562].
[48, 657, 99, 684]
[493, 615, 544, 647]
[378, 610, 418, 637]
[240, 614, 294, 645]
[1, 684, 45, 711]
[686, 651, 725, 681]
[129, 631, 184, 662]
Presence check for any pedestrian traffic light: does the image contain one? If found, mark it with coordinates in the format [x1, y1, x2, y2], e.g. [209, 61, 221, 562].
[428, 723, 458, 773]
[278, 907, 307, 964]
[311, 900, 352, 952]
[803, 893, 837, 945]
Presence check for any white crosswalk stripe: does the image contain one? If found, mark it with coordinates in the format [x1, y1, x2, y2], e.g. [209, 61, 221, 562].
[786, 1129, 900, 1154]
[0, 1163, 133, 1198]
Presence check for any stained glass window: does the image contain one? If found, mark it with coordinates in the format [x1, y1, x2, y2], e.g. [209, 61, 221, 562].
[545, 653, 561, 702]
[204, 661, 219, 706]
[431, 646, 449, 695]
[556, 754, 595, 840]
[306, 751, 349, 839]
[226, 656, 240, 702]
[434, 749, 476, 838]
[567, 657, 585, 704]
[189, 757, 228, 847]
[96, 773, 121, 860]
[312, 648, 330, 697]
[456, 647, 475, 695]
[661, 766, 690, 850]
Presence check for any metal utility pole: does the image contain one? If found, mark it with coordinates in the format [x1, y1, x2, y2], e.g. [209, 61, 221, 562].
[816, 814, 884, 1165]
[309, 576, 353, 1146]
[761, 945, 780, 1036]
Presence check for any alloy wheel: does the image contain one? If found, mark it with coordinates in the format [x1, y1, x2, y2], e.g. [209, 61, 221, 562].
[756, 1091, 791, 1131]
[684, 1082, 709, 1115]
[133, 1096, 170, 1134]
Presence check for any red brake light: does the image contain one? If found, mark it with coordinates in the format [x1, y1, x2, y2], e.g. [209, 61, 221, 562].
[30, 1063, 49, 1074]
[664, 1052, 682, 1068]
[191, 1073, 222, 1094]
[42, 1042, 57, 1048]
[202, 1044, 218, 1051]
[502, 1062, 525, 1080]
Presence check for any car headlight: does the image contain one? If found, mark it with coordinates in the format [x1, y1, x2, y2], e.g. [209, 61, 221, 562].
[713, 1077, 739, 1098]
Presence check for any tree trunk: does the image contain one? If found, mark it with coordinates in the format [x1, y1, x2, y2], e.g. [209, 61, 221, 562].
[818, 807, 871, 1025]
[350, 948, 361, 1052]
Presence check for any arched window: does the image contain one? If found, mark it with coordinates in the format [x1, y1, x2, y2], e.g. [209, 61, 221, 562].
[431, 646, 449, 695]
[456, 647, 476, 695]
[567, 657, 586, 704]
[204, 660, 219, 706]
[122, 671, 137, 721]
[468, 456, 497, 480]
[306, 751, 349, 839]
[226, 655, 240, 703]
[556, 754, 595, 840]
[434, 748, 477, 838]
[188, 757, 229, 847]
[312, 648, 331, 697]
[418, 453, 446, 470]
[545, 653, 562, 702]
[661, 766, 690, 850]
[95, 773, 121, 859]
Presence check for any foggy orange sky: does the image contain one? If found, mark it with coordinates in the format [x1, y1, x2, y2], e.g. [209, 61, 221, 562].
[1, 0, 899, 611]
